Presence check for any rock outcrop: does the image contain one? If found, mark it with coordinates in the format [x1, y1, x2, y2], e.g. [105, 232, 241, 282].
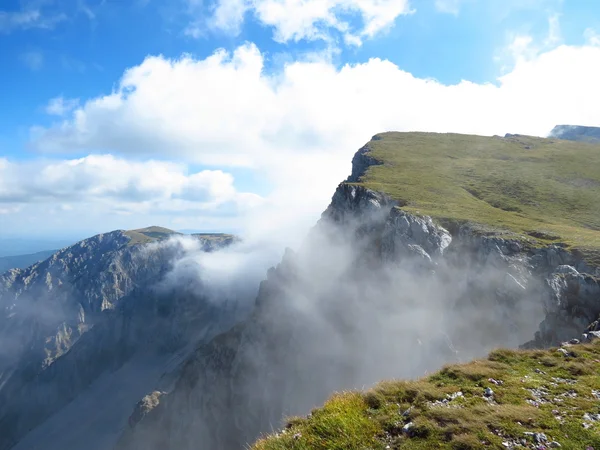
[346, 141, 384, 183]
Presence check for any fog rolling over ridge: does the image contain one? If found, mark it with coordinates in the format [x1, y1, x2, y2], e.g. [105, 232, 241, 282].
[117, 135, 595, 450]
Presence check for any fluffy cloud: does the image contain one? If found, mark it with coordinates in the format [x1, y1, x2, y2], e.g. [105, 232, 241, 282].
[19, 37, 600, 239]
[0, 155, 262, 215]
[33, 41, 600, 165]
[190, 0, 413, 45]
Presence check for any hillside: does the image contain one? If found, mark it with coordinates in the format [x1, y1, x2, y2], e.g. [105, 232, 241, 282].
[355, 132, 600, 263]
[253, 337, 600, 450]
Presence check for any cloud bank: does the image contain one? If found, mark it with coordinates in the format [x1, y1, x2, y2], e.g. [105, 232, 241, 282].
[33, 42, 600, 163]
[5, 37, 600, 238]
[0, 155, 261, 212]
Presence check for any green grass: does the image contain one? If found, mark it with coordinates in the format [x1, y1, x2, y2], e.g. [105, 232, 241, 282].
[123, 226, 181, 246]
[354, 132, 600, 263]
[252, 340, 600, 450]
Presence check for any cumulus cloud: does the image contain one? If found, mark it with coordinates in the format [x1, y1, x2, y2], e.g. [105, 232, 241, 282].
[0, 155, 262, 216]
[33, 41, 600, 162]
[189, 0, 413, 45]
[16, 33, 600, 240]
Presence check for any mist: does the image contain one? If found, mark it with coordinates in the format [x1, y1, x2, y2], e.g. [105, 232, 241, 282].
[118, 183, 549, 450]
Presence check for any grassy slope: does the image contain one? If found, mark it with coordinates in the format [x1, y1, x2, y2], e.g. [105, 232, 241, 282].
[253, 341, 600, 450]
[358, 132, 600, 263]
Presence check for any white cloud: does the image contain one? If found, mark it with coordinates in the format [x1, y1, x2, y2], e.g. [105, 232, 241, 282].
[0, 5, 66, 33]
[24, 40, 600, 240]
[46, 97, 80, 116]
[20, 51, 44, 70]
[193, 0, 413, 45]
[211, 0, 248, 35]
[544, 13, 562, 47]
[497, 14, 563, 71]
[0, 155, 262, 216]
[32, 42, 600, 163]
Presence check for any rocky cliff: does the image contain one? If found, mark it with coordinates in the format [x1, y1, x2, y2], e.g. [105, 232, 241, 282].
[0, 229, 236, 450]
[117, 132, 600, 450]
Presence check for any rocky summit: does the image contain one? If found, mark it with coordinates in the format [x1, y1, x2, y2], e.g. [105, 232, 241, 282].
[1, 131, 599, 450]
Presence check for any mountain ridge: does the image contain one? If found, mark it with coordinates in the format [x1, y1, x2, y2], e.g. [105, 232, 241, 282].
[116, 130, 600, 450]
[0, 228, 238, 450]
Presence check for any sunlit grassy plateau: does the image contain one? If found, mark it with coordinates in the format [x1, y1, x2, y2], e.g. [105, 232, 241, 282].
[358, 132, 600, 264]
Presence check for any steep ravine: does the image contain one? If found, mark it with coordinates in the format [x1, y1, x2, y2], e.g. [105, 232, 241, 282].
[117, 140, 600, 450]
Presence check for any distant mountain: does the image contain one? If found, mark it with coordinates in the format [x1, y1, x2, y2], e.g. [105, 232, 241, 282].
[0, 226, 239, 450]
[549, 124, 600, 143]
[0, 250, 57, 274]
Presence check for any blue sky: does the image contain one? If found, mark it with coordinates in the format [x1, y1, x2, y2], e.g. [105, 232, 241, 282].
[1, 0, 600, 242]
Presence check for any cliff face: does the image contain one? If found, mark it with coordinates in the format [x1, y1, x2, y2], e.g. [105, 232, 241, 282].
[0, 231, 236, 450]
[0, 231, 168, 373]
[117, 139, 600, 450]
